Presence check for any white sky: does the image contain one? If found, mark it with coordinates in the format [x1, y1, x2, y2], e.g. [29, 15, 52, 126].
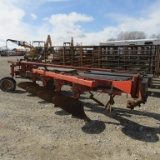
[0, 0, 160, 48]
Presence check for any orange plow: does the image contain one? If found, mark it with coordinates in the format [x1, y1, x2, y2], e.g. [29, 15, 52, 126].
[0, 60, 151, 121]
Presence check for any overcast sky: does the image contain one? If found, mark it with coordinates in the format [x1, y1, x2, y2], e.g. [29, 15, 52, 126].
[0, 0, 160, 48]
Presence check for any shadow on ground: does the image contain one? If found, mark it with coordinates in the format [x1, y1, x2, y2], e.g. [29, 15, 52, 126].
[81, 120, 106, 134]
[82, 101, 160, 142]
[12, 80, 160, 141]
[54, 110, 70, 116]
[12, 89, 26, 94]
[108, 108, 160, 142]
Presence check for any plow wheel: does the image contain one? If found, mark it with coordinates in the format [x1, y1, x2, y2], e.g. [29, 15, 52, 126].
[0, 77, 16, 92]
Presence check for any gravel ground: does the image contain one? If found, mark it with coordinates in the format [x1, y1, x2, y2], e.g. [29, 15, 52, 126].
[0, 56, 160, 160]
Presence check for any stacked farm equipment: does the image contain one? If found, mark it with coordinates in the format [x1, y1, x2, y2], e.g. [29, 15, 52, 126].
[51, 40, 160, 76]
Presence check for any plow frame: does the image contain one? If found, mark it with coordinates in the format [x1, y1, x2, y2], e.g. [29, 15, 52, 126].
[8, 60, 148, 109]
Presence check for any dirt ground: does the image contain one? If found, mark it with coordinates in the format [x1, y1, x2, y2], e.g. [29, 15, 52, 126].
[0, 56, 160, 160]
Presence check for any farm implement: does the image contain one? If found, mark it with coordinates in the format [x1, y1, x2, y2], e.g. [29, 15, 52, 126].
[0, 60, 150, 120]
[6, 35, 53, 62]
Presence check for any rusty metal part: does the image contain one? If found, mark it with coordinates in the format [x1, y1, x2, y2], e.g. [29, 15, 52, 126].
[18, 81, 39, 90]
[26, 86, 51, 95]
[54, 79, 67, 92]
[52, 96, 91, 121]
[126, 94, 148, 109]
[72, 84, 90, 99]
[105, 94, 115, 112]
[37, 90, 63, 102]
[40, 78, 55, 91]
[89, 91, 104, 106]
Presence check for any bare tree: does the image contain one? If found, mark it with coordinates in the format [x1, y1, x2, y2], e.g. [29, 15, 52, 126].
[150, 33, 160, 39]
[117, 31, 146, 40]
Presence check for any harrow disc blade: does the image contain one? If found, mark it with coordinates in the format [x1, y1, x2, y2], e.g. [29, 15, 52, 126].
[26, 86, 49, 95]
[18, 82, 39, 90]
[52, 96, 91, 121]
[37, 90, 63, 102]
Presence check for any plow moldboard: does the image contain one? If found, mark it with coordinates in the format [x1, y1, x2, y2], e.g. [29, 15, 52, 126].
[18, 82, 39, 90]
[26, 86, 50, 95]
[37, 90, 63, 102]
[52, 96, 91, 121]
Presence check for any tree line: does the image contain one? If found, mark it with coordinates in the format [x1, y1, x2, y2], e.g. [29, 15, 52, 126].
[107, 31, 160, 41]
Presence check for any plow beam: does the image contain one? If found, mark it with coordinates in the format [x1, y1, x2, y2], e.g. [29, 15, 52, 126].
[32, 69, 98, 88]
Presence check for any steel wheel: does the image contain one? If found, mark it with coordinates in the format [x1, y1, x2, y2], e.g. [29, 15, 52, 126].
[0, 77, 16, 92]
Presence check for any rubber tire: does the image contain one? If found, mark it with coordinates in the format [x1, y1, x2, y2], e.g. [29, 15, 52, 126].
[0, 77, 16, 92]
[6, 77, 16, 91]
